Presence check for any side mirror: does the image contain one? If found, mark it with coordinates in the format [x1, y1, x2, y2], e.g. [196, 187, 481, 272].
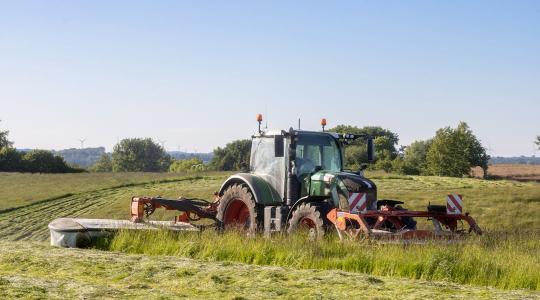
[274, 135, 284, 157]
[367, 138, 375, 162]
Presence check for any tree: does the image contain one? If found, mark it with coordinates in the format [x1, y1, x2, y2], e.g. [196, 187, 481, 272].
[210, 139, 251, 171]
[0, 120, 13, 150]
[90, 154, 113, 172]
[399, 139, 432, 175]
[401, 139, 432, 175]
[426, 122, 489, 178]
[329, 125, 399, 169]
[112, 138, 171, 172]
[536, 136, 540, 150]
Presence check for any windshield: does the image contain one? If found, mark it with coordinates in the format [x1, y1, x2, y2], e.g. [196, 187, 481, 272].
[295, 133, 342, 177]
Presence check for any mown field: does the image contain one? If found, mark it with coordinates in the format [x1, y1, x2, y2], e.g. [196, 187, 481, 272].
[0, 171, 539, 298]
[3, 241, 536, 299]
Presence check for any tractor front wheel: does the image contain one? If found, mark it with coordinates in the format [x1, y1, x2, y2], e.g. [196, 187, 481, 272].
[216, 184, 259, 234]
[287, 203, 325, 240]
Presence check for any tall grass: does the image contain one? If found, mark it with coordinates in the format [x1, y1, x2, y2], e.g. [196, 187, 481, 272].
[97, 229, 540, 291]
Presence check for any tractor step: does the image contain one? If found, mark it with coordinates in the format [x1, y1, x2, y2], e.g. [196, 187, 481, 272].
[48, 218, 198, 248]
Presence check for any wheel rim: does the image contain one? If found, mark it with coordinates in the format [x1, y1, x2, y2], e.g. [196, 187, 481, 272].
[223, 199, 251, 229]
[298, 217, 317, 240]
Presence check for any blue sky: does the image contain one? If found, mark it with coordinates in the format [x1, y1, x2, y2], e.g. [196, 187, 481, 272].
[1, 1, 539, 156]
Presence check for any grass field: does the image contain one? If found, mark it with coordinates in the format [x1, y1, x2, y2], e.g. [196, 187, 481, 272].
[0, 172, 211, 211]
[0, 171, 539, 298]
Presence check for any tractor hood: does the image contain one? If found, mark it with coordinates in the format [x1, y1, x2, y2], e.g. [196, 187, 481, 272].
[309, 171, 377, 209]
[334, 172, 376, 193]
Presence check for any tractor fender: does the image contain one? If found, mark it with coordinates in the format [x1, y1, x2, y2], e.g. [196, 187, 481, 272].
[285, 197, 333, 224]
[218, 173, 282, 205]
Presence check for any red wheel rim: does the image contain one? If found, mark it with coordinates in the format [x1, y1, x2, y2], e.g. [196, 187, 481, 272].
[223, 199, 251, 229]
[299, 217, 316, 229]
[297, 217, 318, 240]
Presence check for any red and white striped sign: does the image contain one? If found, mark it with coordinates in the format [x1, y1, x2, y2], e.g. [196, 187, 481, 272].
[446, 194, 463, 214]
[348, 193, 367, 213]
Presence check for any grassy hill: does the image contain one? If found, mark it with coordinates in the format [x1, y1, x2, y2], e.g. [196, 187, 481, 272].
[0, 171, 539, 297]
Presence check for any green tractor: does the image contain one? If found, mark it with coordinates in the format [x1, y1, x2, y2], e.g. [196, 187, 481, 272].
[214, 115, 481, 240]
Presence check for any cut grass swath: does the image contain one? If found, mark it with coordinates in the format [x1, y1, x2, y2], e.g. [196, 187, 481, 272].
[97, 229, 540, 291]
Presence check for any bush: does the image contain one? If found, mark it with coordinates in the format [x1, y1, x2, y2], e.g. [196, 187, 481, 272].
[374, 157, 394, 173]
[0, 148, 23, 172]
[22, 150, 79, 173]
[90, 154, 113, 172]
[169, 158, 206, 173]
[210, 139, 251, 171]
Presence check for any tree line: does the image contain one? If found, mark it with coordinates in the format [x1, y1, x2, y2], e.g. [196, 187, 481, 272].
[329, 122, 490, 178]
[3, 120, 536, 177]
[0, 121, 82, 173]
[91, 138, 250, 173]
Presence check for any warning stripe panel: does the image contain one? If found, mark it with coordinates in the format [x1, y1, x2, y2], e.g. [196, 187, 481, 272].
[348, 193, 363, 210]
[348, 193, 366, 213]
[446, 194, 463, 214]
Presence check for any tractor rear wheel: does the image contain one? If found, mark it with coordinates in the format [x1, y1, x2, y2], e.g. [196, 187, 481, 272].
[216, 184, 259, 234]
[287, 203, 325, 240]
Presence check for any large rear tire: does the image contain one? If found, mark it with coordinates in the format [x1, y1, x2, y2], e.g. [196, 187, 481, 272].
[287, 203, 326, 240]
[216, 184, 259, 234]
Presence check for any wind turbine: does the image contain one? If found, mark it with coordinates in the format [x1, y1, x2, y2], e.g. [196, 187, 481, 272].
[77, 138, 86, 149]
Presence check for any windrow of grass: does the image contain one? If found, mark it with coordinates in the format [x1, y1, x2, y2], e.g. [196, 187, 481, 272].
[97, 229, 540, 291]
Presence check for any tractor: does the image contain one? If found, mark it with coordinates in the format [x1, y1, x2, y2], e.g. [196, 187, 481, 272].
[210, 115, 481, 239]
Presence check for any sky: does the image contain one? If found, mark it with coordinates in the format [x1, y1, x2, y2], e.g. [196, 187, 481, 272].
[1, 1, 539, 156]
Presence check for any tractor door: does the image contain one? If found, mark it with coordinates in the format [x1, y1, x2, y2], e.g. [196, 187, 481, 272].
[250, 136, 287, 201]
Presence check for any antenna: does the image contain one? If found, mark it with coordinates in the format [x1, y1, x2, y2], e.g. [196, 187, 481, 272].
[77, 138, 86, 149]
[265, 105, 268, 129]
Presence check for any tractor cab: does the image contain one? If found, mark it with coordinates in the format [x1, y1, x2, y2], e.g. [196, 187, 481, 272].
[250, 126, 377, 213]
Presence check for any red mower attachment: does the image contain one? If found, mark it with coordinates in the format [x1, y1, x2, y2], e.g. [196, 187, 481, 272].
[326, 194, 482, 241]
[130, 195, 220, 225]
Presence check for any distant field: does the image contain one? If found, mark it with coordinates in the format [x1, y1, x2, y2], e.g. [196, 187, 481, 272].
[472, 164, 540, 181]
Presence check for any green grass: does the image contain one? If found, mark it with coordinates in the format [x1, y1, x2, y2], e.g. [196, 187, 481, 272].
[97, 229, 540, 291]
[0, 172, 221, 210]
[0, 241, 537, 299]
[1, 171, 539, 296]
